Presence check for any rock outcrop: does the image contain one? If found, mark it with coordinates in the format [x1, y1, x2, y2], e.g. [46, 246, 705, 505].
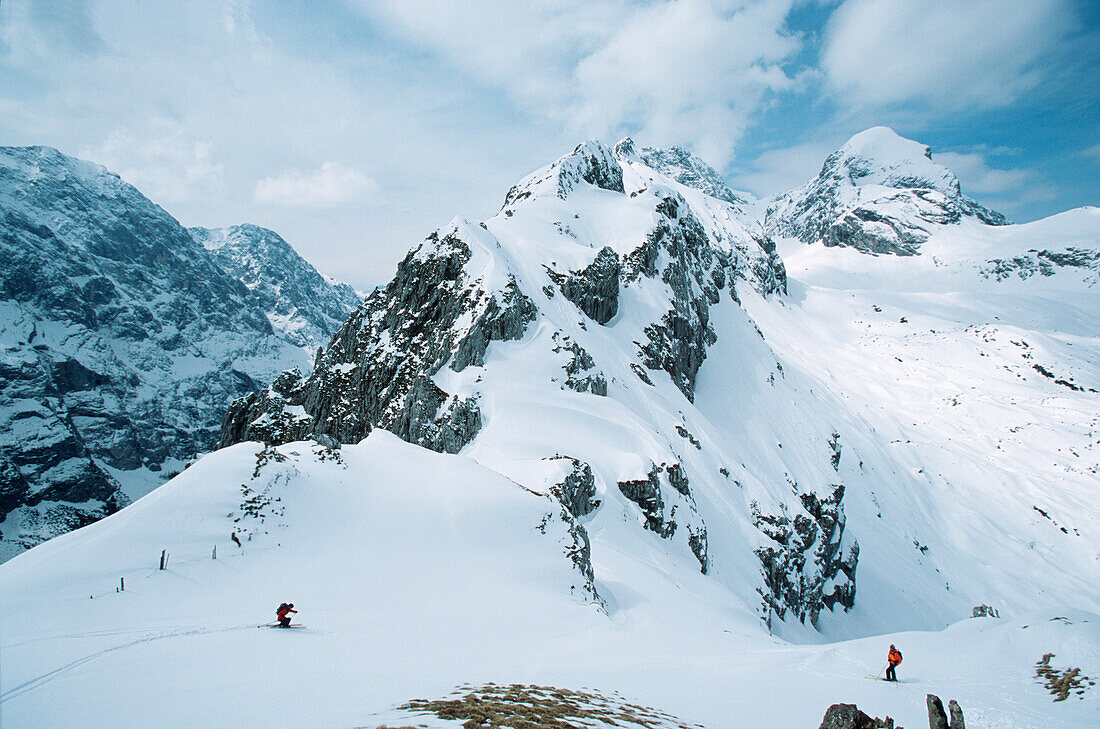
[753, 484, 858, 626]
[219, 224, 535, 452]
[817, 703, 896, 729]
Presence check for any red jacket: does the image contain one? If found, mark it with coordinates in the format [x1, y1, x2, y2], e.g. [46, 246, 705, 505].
[888, 648, 902, 666]
[277, 606, 297, 620]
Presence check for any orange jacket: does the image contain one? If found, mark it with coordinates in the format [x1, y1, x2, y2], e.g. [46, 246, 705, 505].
[888, 648, 902, 666]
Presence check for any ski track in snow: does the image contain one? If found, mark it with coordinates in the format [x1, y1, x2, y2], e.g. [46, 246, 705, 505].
[2, 625, 254, 703]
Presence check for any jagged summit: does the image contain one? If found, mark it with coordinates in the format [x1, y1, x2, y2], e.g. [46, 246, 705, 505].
[503, 139, 625, 209]
[765, 127, 1008, 255]
[626, 140, 753, 211]
[2, 145, 118, 192]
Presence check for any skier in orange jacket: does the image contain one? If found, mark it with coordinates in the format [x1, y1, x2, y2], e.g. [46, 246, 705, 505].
[886, 644, 903, 681]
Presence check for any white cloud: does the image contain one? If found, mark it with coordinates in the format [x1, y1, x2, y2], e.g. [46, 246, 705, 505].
[355, 0, 802, 167]
[1084, 143, 1100, 164]
[81, 124, 225, 204]
[933, 151, 1031, 195]
[732, 139, 844, 198]
[820, 0, 1077, 110]
[254, 162, 377, 208]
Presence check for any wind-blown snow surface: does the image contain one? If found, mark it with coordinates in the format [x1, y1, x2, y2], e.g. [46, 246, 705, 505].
[0, 436, 1096, 728]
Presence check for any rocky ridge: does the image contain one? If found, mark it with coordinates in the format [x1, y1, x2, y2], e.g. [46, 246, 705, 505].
[220, 139, 857, 628]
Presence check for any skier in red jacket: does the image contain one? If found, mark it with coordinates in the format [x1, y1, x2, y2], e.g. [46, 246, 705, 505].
[276, 602, 297, 628]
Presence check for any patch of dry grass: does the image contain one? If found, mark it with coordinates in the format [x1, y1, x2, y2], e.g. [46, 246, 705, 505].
[380, 683, 705, 729]
[1034, 653, 1096, 701]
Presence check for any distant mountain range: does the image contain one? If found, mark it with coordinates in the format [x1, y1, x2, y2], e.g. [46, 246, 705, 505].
[0, 146, 360, 559]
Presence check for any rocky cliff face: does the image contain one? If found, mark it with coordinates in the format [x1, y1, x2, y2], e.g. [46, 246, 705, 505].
[191, 225, 361, 350]
[0, 146, 356, 560]
[220, 139, 856, 629]
[766, 127, 1008, 255]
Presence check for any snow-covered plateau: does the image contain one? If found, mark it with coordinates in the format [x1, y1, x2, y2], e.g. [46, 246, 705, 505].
[1, 129, 1097, 728]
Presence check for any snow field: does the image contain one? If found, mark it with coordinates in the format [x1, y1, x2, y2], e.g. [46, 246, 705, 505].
[2, 435, 1097, 728]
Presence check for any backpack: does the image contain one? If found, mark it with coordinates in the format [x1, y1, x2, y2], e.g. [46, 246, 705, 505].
[893, 649, 903, 664]
[277, 603, 288, 613]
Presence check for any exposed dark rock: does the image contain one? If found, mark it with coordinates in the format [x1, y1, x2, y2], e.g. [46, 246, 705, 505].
[826, 203, 927, 256]
[619, 465, 670, 538]
[979, 247, 1100, 283]
[537, 504, 600, 604]
[971, 604, 999, 618]
[675, 425, 701, 449]
[630, 363, 655, 386]
[618, 461, 708, 573]
[634, 194, 728, 401]
[817, 703, 896, 729]
[547, 457, 599, 519]
[927, 694, 948, 729]
[947, 699, 965, 729]
[560, 246, 621, 324]
[752, 484, 858, 625]
[389, 377, 482, 455]
[829, 431, 842, 471]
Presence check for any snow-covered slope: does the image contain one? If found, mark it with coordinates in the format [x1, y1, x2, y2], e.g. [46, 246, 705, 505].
[0, 146, 358, 560]
[765, 127, 1008, 255]
[1, 436, 1096, 729]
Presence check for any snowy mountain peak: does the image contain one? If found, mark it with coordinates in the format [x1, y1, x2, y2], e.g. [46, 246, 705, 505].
[2, 144, 113, 188]
[503, 139, 624, 208]
[825, 126, 959, 197]
[765, 127, 1008, 255]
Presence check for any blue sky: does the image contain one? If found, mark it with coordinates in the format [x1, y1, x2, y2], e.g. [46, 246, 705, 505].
[1, 0, 1097, 288]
